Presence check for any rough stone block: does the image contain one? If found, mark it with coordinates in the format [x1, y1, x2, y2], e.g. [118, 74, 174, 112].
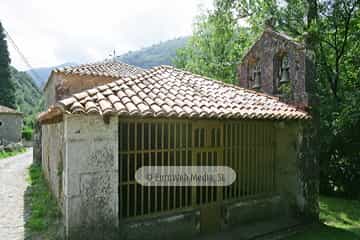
[66, 139, 116, 174]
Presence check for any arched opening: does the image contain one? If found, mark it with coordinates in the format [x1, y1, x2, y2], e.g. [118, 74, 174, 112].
[248, 57, 261, 90]
[279, 54, 290, 84]
[273, 52, 290, 95]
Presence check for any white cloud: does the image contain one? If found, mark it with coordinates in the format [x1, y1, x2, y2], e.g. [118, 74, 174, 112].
[0, 0, 213, 70]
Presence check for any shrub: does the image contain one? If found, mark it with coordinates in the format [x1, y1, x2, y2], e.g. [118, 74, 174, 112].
[22, 128, 33, 141]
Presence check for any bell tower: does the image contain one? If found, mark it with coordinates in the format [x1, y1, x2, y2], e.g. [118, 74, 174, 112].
[237, 26, 314, 109]
[238, 25, 319, 220]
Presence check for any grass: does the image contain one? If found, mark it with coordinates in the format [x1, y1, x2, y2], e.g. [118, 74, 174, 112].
[0, 148, 26, 159]
[25, 163, 63, 239]
[287, 196, 360, 240]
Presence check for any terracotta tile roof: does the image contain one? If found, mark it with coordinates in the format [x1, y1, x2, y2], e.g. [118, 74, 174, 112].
[39, 65, 309, 124]
[53, 60, 144, 78]
[0, 105, 22, 115]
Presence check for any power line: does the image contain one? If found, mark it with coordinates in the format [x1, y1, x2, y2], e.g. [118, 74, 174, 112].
[3, 27, 42, 83]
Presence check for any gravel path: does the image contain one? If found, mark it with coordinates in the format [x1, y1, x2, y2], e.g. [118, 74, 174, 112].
[0, 148, 33, 240]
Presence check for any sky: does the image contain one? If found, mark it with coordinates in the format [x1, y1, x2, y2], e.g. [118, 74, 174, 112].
[0, 0, 213, 71]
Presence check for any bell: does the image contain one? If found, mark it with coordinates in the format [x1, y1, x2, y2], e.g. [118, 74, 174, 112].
[280, 68, 289, 83]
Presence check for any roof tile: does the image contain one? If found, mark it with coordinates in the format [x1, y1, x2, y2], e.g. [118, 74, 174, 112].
[54, 60, 144, 78]
[40, 66, 310, 121]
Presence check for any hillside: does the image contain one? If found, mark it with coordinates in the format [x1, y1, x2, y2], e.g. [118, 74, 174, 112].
[118, 37, 188, 69]
[26, 37, 188, 88]
[10, 66, 42, 116]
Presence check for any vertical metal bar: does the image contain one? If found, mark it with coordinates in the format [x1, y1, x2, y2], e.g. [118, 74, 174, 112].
[269, 124, 273, 193]
[218, 122, 223, 202]
[161, 121, 164, 212]
[258, 122, 262, 194]
[250, 121, 253, 196]
[134, 122, 137, 216]
[119, 120, 123, 219]
[259, 122, 262, 194]
[252, 122, 256, 196]
[127, 122, 130, 217]
[185, 122, 188, 206]
[272, 125, 276, 193]
[253, 122, 257, 195]
[209, 151, 212, 203]
[173, 123, 177, 210]
[262, 122, 266, 193]
[265, 123, 268, 193]
[255, 121, 258, 195]
[141, 122, 144, 216]
[148, 121, 151, 213]
[192, 124, 196, 207]
[228, 123, 231, 199]
[179, 123, 183, 208]
[237, 122, 241, 198]
[265, 123, 269, 193]
[269, 123, 272, 193]
[168, 122, 171, 210]
[224, 124, 227, 201]
[216, 122, 225, 201]
[154, 123, 158, 212]
[246, 122, 250, 196]
[242, 122, 245, 198]
[199, 151, 203, 204]
[232, 123, 236, 198]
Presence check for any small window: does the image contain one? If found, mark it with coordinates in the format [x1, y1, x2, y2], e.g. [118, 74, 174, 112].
[0, 121, 2, 127]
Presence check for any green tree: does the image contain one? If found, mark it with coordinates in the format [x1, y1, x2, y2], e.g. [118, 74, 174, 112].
[0, 21, 15, 109]
[174, 0, 254, 83]
[177, 0, 360, 197]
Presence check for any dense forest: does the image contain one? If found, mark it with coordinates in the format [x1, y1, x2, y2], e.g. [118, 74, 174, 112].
[175, 0, 360, 198]
[10, 66, 43, 128]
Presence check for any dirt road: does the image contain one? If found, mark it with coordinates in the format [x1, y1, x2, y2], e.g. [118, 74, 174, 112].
[0, 149, 32, 240]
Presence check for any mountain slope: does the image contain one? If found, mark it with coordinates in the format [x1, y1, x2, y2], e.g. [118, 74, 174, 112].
[118, 37, 188, 69]
[26, 37, 189, 88]
[26, 62, 76, 88]
[10, 66, 42, 117]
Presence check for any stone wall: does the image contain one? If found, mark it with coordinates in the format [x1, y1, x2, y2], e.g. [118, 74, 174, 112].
[275, 121, 306, 216]
[224, 121, 309, 228]
[40, 114, 315, 238]
[33, 120, 42, 165]
[0, 113, 23, 144]
[63, 114, 118, 237]
[237, 28, 311, 108]
[42, 121, 65, 212]
[44, 73, 115, 109]
[44, 73, 57, 109]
